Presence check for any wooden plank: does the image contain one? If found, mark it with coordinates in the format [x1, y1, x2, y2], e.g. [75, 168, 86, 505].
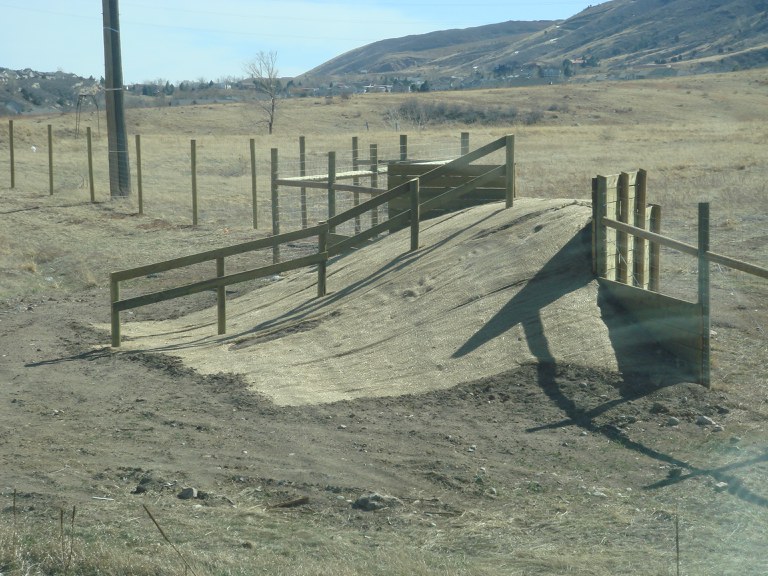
[604, 176, 617, 281]
[421, 166, 506, 212]
[115, 253, 327, 312]
[331, 183, 385, 195]
[603, 217, 698, 257]
[112, 225, 325, 282]
[617, 172, 630, 284]
[328, 212, 410, 256]
[698, 203, 711, 388]
[327, 179, 411, 228]
[599, 278, 702, 379]
[650, 204, 661, 291]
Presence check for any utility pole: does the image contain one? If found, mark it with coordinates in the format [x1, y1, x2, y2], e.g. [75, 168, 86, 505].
[102, 0, 131, 197]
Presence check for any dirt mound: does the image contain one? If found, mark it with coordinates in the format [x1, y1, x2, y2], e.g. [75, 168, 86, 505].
[112, 198, 664, 405]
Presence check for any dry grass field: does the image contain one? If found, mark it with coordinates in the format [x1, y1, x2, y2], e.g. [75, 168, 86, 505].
[1, 69, 767, 575]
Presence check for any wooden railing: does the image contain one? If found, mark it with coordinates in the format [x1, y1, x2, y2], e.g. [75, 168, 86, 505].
[593, 171, 768, 387]
[110, 135, 514, 347]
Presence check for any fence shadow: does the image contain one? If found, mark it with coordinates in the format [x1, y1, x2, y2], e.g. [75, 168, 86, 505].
[450, 225, 768, 509]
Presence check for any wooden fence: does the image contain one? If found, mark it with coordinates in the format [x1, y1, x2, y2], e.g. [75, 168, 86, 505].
[593, 170, 768, 387]
[110, 135, 515, 347]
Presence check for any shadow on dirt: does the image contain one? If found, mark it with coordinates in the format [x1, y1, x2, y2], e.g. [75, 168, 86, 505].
[452, 224, 768, 509]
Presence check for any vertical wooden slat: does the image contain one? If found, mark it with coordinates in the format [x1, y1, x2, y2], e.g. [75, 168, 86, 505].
[634, 169, 648, 288]
[591, 177, 598, 275]
[617, 172, 630, 284]
[370, 144, 379, 228]
[649, 204, 661, 292]
[400, 134, 408, 161]
[410, 179, 420, 252]
[250, 138, 257, 228]
[328, 151, 336, 230]
[318, 223, 328, 297]
[48, 124, 54, 195]
[110, 274, 121, 347]
[87, 127, 95, 203]
[594, 176, 606, 278]
[299, 136, 307, 229]
[604, 175, 618, 281]
[191, 139, 198, 225]
[698, 202, 711, 388]
[352, 136, 361, 234]
[271, 147, 280, 264]
[460, 132, 469, 156]
[9, 120, 15, 189]
[505, 134, 515, 208]
[135, 134, 143, 215]
[216, 257, 226, 335]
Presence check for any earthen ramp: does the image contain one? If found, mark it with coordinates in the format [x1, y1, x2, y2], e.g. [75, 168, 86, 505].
[114, 198, 638, 406]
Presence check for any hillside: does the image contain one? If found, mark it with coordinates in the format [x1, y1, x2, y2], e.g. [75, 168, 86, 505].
[305, 0, 768, 79]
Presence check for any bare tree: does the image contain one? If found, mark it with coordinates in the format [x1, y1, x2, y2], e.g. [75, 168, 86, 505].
[245, 51, 281, 134]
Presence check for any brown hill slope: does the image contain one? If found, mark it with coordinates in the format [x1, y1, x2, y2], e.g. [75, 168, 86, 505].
[305, 0, 768, 78]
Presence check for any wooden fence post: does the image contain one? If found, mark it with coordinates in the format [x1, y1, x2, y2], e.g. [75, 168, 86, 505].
[698, 202, 711, 388]
[318, 223, 328, 297]
[87, 127, 95, 203]
[48, 124, 54, 195]
[271, 147, 280, 264]
[370, 143, 379, 228]
[410, 179, 420, 252]
[400, 134, 408, 161]
[328, 151, 336, 231]
[634, 169, 648, 288]
[505, 134, 515, 208]
[9, 120, 15, 189]
[649, 204, 661, 292]
[352, 136, 361, 234]
[110, 274, 121, 347]
[594, 175, 608, 278]
[250, 138, 257, 228]
[217, 256, 226, 335]
[461, 132, 470, 156]
[191, 139, 198, 225]
[299, 136, 307, 229]
[617, 172, 630, 284]
[135, 134, 143, 215]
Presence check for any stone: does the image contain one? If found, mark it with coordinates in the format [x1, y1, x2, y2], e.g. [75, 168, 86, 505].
[714, 482, 729, 492]
[667, 417, 681, 427]
[177, 487, 198, 500]
[351, 493, 403, 511]
[696, 415, 716, 426]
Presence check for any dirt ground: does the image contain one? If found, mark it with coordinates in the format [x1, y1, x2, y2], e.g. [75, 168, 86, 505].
[2, 183, 767, 574]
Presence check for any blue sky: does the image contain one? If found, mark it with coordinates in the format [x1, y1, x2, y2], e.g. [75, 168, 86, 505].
[2, 0, 604, 83]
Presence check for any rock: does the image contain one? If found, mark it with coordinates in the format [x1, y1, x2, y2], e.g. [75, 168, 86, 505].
[713, 425, 725, 432]
[650, 402, 671, 414]
[468, 444, 476, 452]
[177, 487, 198, 500]
[351, 493, 402, 511]
[714, 482, 729, 492]
[696, 415, 716, 426]
[667, 417, 681, 427]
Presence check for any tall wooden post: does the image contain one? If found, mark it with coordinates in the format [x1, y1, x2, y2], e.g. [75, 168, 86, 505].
[617, 172, 630, 284]
[352, 136, 361, 234]
[250, 138, 257, 228]
[271, 148, 280, 264]
[409, 179, 420, 252]
[135, 134, 143, 214]
[87, 127, 95, 202]
[8, 120, 14, 189]
[216, 257, 226, 335]
[299, 136, 307, 229]
[461, 132, 470, 156]
[370, 144, 379, 228]
[47, 124, 54, 195]
[318, 223, 328, 297]
[102, 0, 131, 197]
[328, 151, 336, 231]
[634, 169, 648, 288]
[191, 139, 198, 225]
[505, 134, 515, 208]
[698, 202, 711, 388]
[400, 134, 408, 161]
[649, 204, 661, 292]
